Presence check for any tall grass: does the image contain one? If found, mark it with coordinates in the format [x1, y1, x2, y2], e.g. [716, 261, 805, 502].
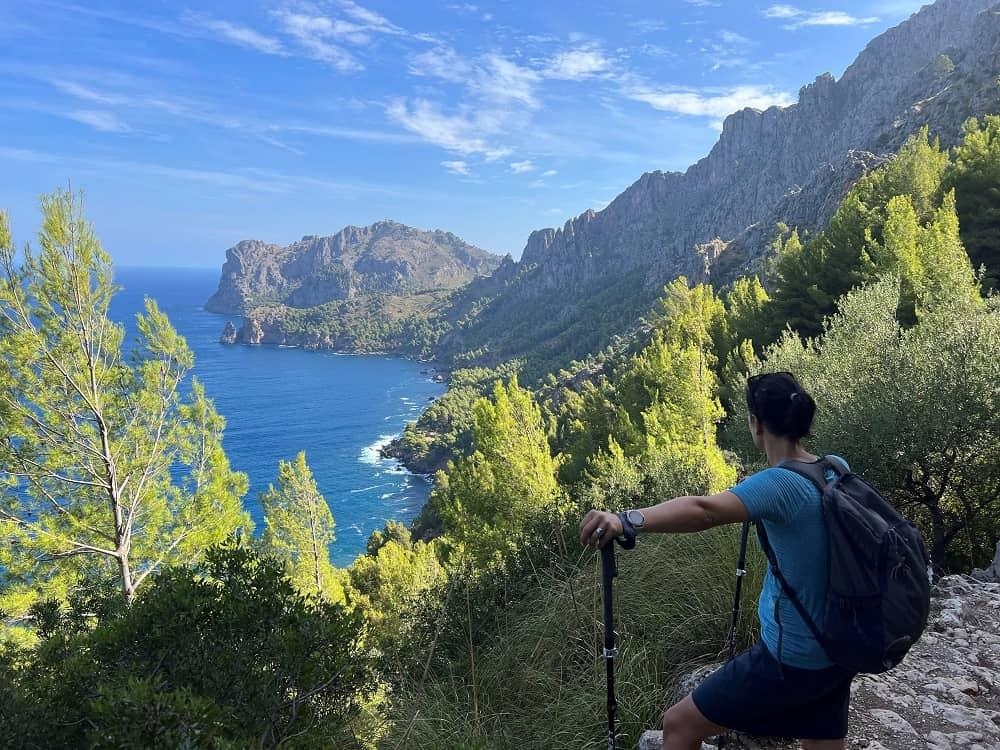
[384, 525, 765, 749]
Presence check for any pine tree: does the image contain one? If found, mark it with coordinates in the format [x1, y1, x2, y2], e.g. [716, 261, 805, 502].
[431, 377, 561, 565]
[945, 115, 1000, 291]
[0, 191, 250, 618]
[260, 451, 342, 601]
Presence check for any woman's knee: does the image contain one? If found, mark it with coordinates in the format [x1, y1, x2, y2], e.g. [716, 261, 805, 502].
[661, 697, 711, 742]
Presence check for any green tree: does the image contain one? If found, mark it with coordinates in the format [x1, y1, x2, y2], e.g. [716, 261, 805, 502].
[260, 451, 342, 601]
[724, 275, 771, 353]
[0, 542, 370, 749]
[0, 192, 249, 620]
[868, 191, 979, 317]
[944, 115, 1000, 291]
[431, 377, 562, 565]
[349, 528, 444, 666]
[766, 127, 951, 340]
[733, 277, 1000, 570]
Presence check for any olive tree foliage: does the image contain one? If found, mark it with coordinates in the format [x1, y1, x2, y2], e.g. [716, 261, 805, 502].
[729, 277, 999, 570]
[0, 192, 250, 620]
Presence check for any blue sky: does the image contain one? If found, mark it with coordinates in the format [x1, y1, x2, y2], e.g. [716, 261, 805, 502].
[1, 1, 928, 267]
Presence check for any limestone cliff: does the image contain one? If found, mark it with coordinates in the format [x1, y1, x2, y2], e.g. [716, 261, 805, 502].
[437, 0, 1000, 372]
[205, 220, 501, 315]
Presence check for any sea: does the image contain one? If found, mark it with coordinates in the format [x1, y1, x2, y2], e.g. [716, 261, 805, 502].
[108, 266, 445, 567]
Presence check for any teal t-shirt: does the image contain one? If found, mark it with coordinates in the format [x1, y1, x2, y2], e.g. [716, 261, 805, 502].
[730, 455, 849, 670]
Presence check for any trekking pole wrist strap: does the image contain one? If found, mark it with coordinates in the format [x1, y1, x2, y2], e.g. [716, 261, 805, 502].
[615, 512, 637, 549]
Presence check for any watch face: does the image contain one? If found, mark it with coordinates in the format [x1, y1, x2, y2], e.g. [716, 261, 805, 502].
[627, 509, 644, 527]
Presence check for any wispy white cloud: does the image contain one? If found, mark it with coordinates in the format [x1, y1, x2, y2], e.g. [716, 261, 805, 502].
[50, 79, 122, 105]
[267, 122, 419, 144]
[540, 169, 557, 177]
[45, 74, 418, 149]
[446, 3, 493, 21]
[339, 0, 404, 36]
[627, 84, 794, 119]
[442, 160, 470, 175]
[630, 19, 667, 33]
[0, 146, 445, 200]
[409, 47, 473, 82]
[473, 55, 540, 108]
[763, 5, 879, 27]
[701, 29, 757, 71]
[386, 98, 511, 159]
[544, 47, 610, 80]
[509, 159, 534, 173]
[67, 109, 131, 133]
[684, 0, 722, 6]
[273, 11, 362, 71]
[185, 13, 284, 54]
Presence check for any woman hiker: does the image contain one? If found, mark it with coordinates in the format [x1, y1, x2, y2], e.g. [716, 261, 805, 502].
[579, 372, 854, 750]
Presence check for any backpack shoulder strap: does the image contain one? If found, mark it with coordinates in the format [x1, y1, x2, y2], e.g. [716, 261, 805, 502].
[776, 455, 844, 493]
[754, 521, 830, 655]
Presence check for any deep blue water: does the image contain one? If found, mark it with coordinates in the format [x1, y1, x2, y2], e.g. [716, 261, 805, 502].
[109, 267, 444, 567]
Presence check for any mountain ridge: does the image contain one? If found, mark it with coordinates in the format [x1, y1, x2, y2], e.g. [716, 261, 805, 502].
[433, 0, 1000, 375]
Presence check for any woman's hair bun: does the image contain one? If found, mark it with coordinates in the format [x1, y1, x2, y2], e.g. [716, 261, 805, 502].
[747, 373, 816, 441]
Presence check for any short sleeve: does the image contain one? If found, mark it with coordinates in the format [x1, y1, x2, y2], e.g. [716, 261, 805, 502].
[730, 467, 817, 524]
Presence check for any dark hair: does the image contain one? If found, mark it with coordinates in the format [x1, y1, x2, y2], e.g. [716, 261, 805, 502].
[746, 371, 816, 441]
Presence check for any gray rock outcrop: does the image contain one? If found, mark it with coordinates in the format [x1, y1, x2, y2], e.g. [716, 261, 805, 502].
[971, 541, 1000, 583]
[219, 320, 237, 344]
[205, 220, 501, 315]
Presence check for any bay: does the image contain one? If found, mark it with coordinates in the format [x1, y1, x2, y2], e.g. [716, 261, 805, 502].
[109, 266, 444, 567]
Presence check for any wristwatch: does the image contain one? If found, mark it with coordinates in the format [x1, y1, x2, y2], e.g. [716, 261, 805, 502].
[625, 509, 646, 530]
[616, 509, 645, 549]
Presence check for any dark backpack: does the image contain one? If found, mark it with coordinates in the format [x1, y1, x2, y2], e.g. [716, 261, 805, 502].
[756, 456, 932, 674]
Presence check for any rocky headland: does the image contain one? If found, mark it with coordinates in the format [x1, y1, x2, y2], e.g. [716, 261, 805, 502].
[207, 220, 501, 352]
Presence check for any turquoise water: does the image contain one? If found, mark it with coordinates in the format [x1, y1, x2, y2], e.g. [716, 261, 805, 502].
[109, 267, 444, 567]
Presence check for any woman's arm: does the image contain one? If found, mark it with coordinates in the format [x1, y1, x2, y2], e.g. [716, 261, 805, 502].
[580, 491, 750, 548]
[639, 491, 750, 534]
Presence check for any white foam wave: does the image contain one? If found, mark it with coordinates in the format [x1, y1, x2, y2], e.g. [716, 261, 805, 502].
[359, 434, 397, 465]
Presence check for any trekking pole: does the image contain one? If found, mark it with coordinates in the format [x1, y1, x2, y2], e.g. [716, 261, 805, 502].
[718, 521, 750, 750]
[601, 542, 619, 750]
[725, 522, 751, 659]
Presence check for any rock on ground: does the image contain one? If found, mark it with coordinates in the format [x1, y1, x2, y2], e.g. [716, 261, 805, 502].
[639, 574, 1000, 750]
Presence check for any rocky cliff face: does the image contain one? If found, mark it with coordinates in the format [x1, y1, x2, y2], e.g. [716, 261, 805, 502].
[205, 220, 501, 315]
[438, 0, 1000, 371]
